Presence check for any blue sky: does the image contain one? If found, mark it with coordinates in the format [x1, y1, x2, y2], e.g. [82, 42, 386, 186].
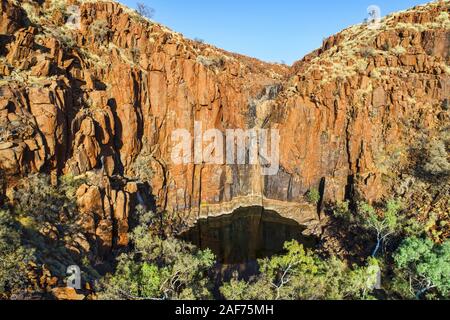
[119, 0, 429, 64]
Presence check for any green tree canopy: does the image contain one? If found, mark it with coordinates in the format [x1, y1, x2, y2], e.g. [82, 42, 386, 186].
[221, 241, 379, 300]
[393, 237, 450, 299]
[97, 209, 216, 300]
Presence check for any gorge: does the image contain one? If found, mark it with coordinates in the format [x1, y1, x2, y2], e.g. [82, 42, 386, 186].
[0, 0, 449, 300]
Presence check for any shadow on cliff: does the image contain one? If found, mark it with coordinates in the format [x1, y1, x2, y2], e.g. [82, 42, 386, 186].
[19, 222, 105, 299]
[319, 204, 374, 264]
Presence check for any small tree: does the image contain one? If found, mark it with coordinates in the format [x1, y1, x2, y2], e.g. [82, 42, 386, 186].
[136, 2, 155, 19]
[194, 37, 205, 44]
[393, 237, 450, 299]
[357, 200, 402, 257]
[333, 199, 403, 257]
[263, 240, 319, 300]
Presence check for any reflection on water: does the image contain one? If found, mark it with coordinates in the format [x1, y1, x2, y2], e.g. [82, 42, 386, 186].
[179, 206, 316, 271]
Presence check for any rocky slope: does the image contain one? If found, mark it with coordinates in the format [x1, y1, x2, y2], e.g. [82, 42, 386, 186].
[0, 0, 449, 265]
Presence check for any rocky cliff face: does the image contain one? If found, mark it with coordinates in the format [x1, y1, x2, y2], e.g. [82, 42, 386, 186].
[0, 0, 449, 257]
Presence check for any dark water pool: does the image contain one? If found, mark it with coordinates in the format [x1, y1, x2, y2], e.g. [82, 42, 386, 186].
[179, 206, 316, 265]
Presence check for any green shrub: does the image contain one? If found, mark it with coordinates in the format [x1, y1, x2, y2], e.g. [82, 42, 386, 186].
[221, 241, 379, 300]
[390, 45, 406, 56]
[392, 237, 450, 299]
[131, 147, 154, 184]
[89, 20, 110, 43]
[306, 188, 321, 205]
[196, 55, 225, 71]
[0, 210, 35, 298]
[359, 47, 376, 58]
[96, 208, 216, 300]
[332, 201, 351, 220]
[5, 174, 104, 293]
[423, 139, 450, 177]
[12, 174, 82, 232]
